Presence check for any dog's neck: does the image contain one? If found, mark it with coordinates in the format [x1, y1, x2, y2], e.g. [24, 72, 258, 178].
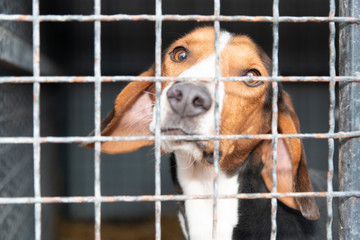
[173, 150, 240, 240]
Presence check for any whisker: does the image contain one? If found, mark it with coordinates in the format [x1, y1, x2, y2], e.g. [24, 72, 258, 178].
[144, 90, 156, 97]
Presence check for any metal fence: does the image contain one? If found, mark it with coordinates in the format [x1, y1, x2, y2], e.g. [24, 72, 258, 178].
[0, 0, 360, 239]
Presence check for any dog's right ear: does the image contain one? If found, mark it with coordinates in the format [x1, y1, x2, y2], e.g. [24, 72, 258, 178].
[260, 91, 320, 220]
[82, 66, 155, 154]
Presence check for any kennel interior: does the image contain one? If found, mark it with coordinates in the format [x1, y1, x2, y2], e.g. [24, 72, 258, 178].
[0, 0, 359, 239]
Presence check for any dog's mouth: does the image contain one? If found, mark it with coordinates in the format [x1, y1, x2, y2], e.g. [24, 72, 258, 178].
[161, 128, 204, 147]
[161, 128, 218, 164]
[161, 128, 189, 136]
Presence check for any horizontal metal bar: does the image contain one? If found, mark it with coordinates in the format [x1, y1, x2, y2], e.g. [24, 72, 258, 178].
[1, 131, 360, 144]
[0, 191, 359, 205]
[0, 14, 359, 23]
[0, 76, 359, 84]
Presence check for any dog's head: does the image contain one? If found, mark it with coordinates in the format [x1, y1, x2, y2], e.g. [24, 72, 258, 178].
[85, 26, 319, 220]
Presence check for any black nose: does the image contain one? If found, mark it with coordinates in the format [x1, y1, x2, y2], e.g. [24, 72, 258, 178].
[167, 83, 212, 117]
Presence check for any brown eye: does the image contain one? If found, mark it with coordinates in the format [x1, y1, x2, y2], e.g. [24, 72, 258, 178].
[170, 47, 188, 63]
[244, 69, 263, 87]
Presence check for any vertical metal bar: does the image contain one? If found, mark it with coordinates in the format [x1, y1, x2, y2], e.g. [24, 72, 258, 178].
[154, 0, 162, 239]
[94, 0, 102, 239]
[339, 0, 360, 239]
[213, 0, 221, 239]
[270, 0, 280, 239]
[327, 0, 336, 239]
[32, 0, 41, 239]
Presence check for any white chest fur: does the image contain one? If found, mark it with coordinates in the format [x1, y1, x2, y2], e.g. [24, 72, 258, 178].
[175, 152, 239, 240]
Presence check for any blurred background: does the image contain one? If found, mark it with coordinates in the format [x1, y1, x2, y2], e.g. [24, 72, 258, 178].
[0, 0, 338, 239]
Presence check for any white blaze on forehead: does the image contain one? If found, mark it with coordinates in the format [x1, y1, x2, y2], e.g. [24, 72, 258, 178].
[150, 30, 233, 152]
[173, 30, 233, 138]
[178, 30, 233, 78]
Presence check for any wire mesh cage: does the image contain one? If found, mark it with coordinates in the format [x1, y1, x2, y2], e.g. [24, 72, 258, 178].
[0, 0, 360, 239]
[0, 85, 34, 240]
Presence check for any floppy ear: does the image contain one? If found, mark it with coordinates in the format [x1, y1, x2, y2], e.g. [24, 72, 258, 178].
[260, 91, 320, 220]
[83, 66, 155, 154]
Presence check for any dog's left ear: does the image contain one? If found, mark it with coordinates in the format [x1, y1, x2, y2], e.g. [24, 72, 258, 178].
[260, 91, 320, 220]
[83, 66, 155, 154]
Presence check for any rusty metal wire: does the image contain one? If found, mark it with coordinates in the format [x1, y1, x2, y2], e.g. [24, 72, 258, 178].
[0, 14, 360, 23]
[1, 75, 360, 84]
[32, 0, 41, 239]
[212, 1, 221, 239]
[0, 1, 360, 240]
[326, 0, 337, 239]
[270, 0, 279, 238]
[154, 0, 163, 239]
[1, 191, 360, 205]
[93, 0, 102, 239]
[1, 131, 360, 144]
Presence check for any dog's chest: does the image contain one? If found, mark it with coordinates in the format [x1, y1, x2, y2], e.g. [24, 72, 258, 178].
[175, 153, 239, 240]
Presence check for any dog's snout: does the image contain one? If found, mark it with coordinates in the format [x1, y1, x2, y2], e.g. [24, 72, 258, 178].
[167, 83, 212, 117]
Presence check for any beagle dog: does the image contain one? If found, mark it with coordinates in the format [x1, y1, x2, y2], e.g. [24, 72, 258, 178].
[85, 26, 330, 239]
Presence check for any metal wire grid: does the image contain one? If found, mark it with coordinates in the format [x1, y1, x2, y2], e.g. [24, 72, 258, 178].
[0, 0, 360, 240]
[0, 102, 34, 240]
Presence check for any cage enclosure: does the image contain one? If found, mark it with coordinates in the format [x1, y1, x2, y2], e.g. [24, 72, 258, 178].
[0, 0, 359, 239]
